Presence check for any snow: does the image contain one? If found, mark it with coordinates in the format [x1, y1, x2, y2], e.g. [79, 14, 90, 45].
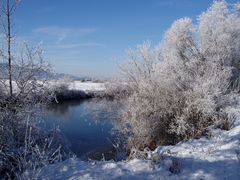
[152, 125, 240, 180]
[38, 118, 240, 180]
[2, 80, 105, 95]
[37, 158, 171, 180]
[68, 81, 105, 92]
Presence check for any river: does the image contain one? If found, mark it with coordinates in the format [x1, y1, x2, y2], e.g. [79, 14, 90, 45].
[42, 99, 119, 160]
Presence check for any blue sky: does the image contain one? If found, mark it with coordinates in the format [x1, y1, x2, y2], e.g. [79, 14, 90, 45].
[14, 0, 239, 78]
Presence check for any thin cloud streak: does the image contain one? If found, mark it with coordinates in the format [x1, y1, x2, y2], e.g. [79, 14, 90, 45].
[33, 26, 96, 44]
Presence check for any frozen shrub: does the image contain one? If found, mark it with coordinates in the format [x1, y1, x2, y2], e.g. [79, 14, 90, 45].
[49, 78, 72, 102]
[110, 1, 240, 151]
[0, 44, 68, 178]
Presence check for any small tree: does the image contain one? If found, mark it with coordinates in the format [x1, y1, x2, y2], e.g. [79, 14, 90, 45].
[0, 0, 21, 97]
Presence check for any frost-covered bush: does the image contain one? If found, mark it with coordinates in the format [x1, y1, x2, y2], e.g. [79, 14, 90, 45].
[111, 1, 240, 151]
[49, 78, 72, 102]
[0, 86, 68, 178]
[0, 95, 63, 178]
[0, 46, 67, 178]
[0, 114, 64, 179]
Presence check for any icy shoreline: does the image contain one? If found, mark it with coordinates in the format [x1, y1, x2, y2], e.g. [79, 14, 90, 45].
[37, 118, 240, 179]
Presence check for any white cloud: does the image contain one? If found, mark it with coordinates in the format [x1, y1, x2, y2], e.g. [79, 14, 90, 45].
[33, 26, 96, 44]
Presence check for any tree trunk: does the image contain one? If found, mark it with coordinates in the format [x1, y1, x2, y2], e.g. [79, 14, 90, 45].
[6, 0, 13, 97]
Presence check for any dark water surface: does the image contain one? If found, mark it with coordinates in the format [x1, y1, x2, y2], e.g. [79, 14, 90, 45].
[42, 99, 117, 160]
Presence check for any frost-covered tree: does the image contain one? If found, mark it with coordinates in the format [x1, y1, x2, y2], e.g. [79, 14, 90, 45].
[110, 0, 240, 153]
[0, 0, 21, 97]
[199, 1, 240, 72]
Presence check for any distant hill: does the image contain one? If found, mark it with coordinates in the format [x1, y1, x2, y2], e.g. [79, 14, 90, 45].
[0, 63, 91, 81]
[52, 72, 91, 81]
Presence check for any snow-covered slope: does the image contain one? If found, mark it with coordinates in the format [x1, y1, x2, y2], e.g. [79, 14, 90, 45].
[38, 119, 240, 180]
[152, 124, 240, 180]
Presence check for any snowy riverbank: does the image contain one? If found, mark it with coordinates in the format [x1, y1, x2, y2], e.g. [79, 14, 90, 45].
[37, 116, 240, 179]
[68, 81, 105, 92]
[52, 81, 106, 101]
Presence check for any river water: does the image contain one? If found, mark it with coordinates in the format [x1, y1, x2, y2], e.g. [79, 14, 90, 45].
[42, 99, 119, 160]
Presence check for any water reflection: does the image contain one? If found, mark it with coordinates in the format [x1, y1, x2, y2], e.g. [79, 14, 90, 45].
[43, 99, 119, 160]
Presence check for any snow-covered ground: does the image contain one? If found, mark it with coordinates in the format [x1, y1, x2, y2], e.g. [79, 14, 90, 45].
[48, 81, 106, 99]
[68, 81, 105, 92]
[3, 80, 105, 94]
[38, 117, 240, 179]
